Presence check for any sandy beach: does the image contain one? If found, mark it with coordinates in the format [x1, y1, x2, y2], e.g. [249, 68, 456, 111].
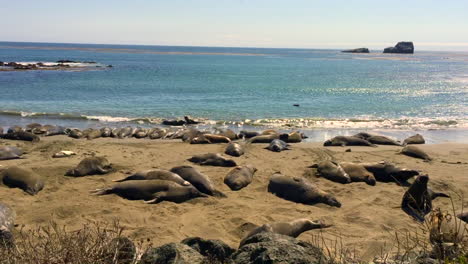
[1, 135, 467, 260]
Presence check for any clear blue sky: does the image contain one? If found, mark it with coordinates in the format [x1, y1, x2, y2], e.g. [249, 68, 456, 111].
[2, 0, 468, 50]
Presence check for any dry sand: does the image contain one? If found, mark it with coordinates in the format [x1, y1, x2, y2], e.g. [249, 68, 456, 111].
[1, 136, 467, 260]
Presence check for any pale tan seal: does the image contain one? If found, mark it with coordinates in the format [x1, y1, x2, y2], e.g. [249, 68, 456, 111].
[188, 153, 237, 167]
[312, 160, 351, 184]
[65, 156, 112, 176]
[339, 162, 376, 186]
[113, 169, 190, 186]
[403, 134, 425, 145]
[170, 165, 226, 197]
[400, 145, 431, 161]
[224, 165, 257, 191]
[225, 142, 245, 157]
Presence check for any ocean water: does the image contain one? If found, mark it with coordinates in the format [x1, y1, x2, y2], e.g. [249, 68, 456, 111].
[1, 41, 467, 142]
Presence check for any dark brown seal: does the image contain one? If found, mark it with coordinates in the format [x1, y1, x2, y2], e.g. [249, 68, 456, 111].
[91, 180, 207, 204]
[188, 153, 237, 167]
[313, 160, 351, 184]
[65, 156, 112, 176]
[323, 136, 374, 147]
[113, 169, 190, 186]
[225, 142, 245, 157]
[361, 161, 419, 184]
[224, 165, 257, 191]
[239, 218, 331, 247]
[1, 131, 40, 142]
[0, 166, 44, 195]
[401, 174, 432, 222]
[268, 173, 341, 208]
[170, 165, 226, 197]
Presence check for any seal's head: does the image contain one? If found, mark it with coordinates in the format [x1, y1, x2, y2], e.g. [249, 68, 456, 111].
[323, 140, 332, 146]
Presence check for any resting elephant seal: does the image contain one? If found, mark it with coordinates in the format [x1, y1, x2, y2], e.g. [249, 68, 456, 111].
[215, 128, 238, 140]
[403, 134, 425, 145]
[238, 131, 259, 139]
[282, 131, 303, 143]
[339, 162, 376, 186]
[312, 160, 351, 184]
[401, 174, 433, 222]
[0, 202, 15, 247]
[0, 146, 24, 160]
[148, 128, 166, 139]
[261, 129, 278, 136]
[68, 129, 83, 139]
[361, 161, 419, 184]
[323, 136, 374, 147]
[366, 135, 401, 146]
[224, 165, 257, 191]
[100, 127, 112, 137]
[266, 139, 290, 152]
[133, 127, 148, 138]
[65, 156, 112, 176]
[247, 134, 279, 144]
[162, 119, 185, 126]
[113, 169, 190, 186]
[225, 142, 245, 157]
[0, 166, 44, 195]
[1, 131, 39, 142]
[85, 128, 102, 140]
[188, 153, 237, 167]
[43, 125, 67, 136]
[170, 166, 226, 197]
[203, 134, 231, 143]
[400, 145, 431, 161]
[91, 180, 207, 204]
[7, 126, 23, 133]
[117, 126, 134, 138]
[268, 173, 341, 207]
[239, 218, 331, 247]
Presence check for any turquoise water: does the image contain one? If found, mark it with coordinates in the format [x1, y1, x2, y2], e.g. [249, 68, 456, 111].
[0, 41, 467, 141]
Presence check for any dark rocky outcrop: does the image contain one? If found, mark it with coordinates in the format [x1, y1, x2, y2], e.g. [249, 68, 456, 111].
[383, 42, 414, 54]
[341, 48, 369, 53]
[231, 232, 325, 264]
[181, 237, 235, 263]
[139, 242, 205, 264]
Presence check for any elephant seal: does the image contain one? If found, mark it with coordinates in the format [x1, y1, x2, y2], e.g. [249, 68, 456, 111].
[266, 139, 290, 152]
[184, 116, 201, 125]
[366, 135, 401, 146]
[65, 156, 112, 176]
[188, 153, 237, 167]
[224, 165, 257, 191]
[239, 218, 331, 247]
[91, 180, 207, 204]
[215, 128, 238, 140]
[457, 212, 468, 223]
[25, 123, 42, 133]
[68, 129, 83, 139]
[113, 169, 190, 186]
[312, 160, 351, 184]
[323, 136, 374, 147]
[401, 174, 433, 222]
[133, 127, 148, 138]
[403, 134, 425, 145]
[100, 127, 112, 137]
[7, 126, 23, 133]
[283, 131, 303, 143]
[339, 162, 376, 186]
[170, 165, 226, 197]
[247, 134, 279, 144]
[85, 128, 102, 140]
[400, 145, 431, 161]
[0, 203, 15, 247]
[162, 119, 185, 126]
[238, 131, 259, 139]
[117, 126, 134, 138]
[268, 173, 341, 207]
[353, 132, 375, 139]
[225, 142, 245, 157]
[203, 134, 231, 143]
[361, 161, 419, 184]
[43, 125, 67, 136]
[0, 166, 44, 195]
[148, 128, 166, 139]
[0, 146, 24, 160]
[261, 129, 278, 136]
[1, 131, 39, 142]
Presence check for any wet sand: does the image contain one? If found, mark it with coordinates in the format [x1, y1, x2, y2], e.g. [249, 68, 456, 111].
[1, 136, 467, 260]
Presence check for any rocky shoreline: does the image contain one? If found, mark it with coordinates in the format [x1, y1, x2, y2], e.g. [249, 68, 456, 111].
[0, 60, 112, 71]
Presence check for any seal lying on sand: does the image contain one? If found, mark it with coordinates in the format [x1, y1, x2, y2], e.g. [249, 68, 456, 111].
[239, 218, 331, 247]
[268, 173, 341, 208]
[0, 202, 15, 247]
[361, 161, 419, 184]
[266, 139, 290, 152]
[113, 169, 190, 186]
[247, 134, 279, 144]
[170, 165, 226, 197]
[65, 156, 112, 176]
[238, 131, 259, 139]
[188, 153, 237, 167]
[353, 132, 401, 146]
[91, 180, 207, 204]
[339, 162, 376, 186]
[0, 146, 24, 160]
[401, 175, 448, 222]
[215, 128, 238, 140]
[311, 161, 351, 184]
[400, 145, 432, 161]
[100, 127, 112, 137]
[403, 134, 425, 145]
[68, 129, 83, 139]
[323, 136, 374, 147]
[0, 166, 44, 195]
[191, 134, 231, 144]
[1, 131, 39, 142]
[224, 165, 257, 191]
[225, 142, 245, 157]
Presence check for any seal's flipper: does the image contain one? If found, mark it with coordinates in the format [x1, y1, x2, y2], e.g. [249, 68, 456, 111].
[90, 188, 113, 196]
[144, 193, 166, 204]
[212, 189, 227, 198]
[96, 166, 110, 174]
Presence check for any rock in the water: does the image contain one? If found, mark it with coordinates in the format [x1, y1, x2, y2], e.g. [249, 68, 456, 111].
[181, 237, 235, 263]
[341, 48, 369, 53]
[139, 242, 205, 264]
[383, 41, 414, 54]
[232, 232, 325, 264]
